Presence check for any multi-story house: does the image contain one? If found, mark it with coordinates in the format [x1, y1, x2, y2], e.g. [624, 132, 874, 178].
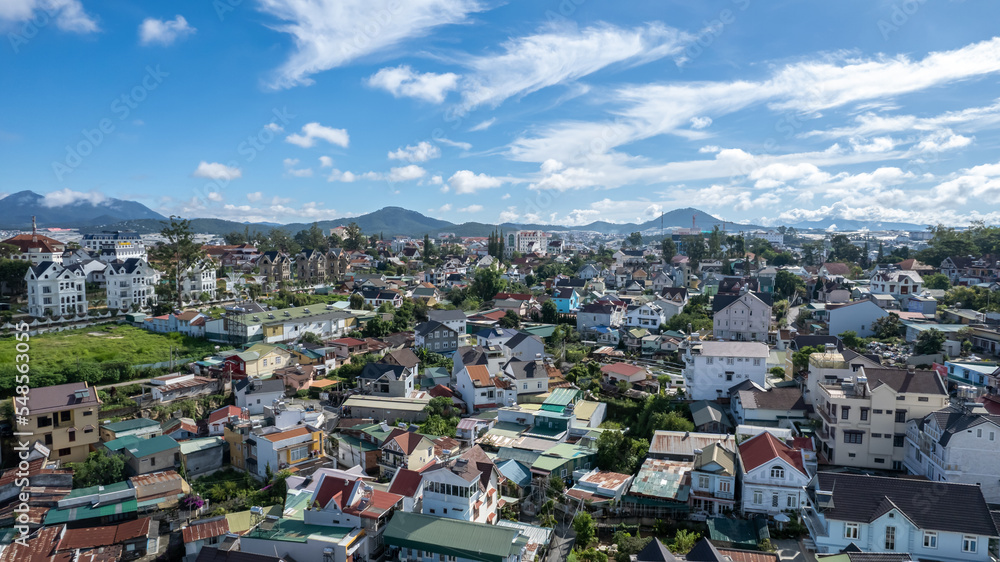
[551, 287, 580, 313]
[302, 471, 403, 560]
[356, 286, 403, 308]
[688, 442, 737, 519]
[179, 261, 216, 303]
[507, 230, 551, 256]
[234, 377, 286, 415]
[24, 382, 101, 463]
[803, 472, 999, 561]
[904, 404, 1000, 503]
[414, 320, 460, 354]
[681, 340, 769, 401]
[25, 261, 87, 317]
[2, 220, 66, 264]
[625, 302, 668, 333]
[384, 512, 532, 562]
[421, 446, 499, 524]
[656, 287, 689, 319]
[295, 249, 327, 283]
[427, 309, 468, 334]
[257, 251, 292, 289]
[826, 299, 890, 338]
[501, 359, 550, 399]
[246, 424, 324, 479]
[814, 366, 948, 470]
[456, 365, 517, 414]
[327, 248, 349, 280]
[712, 290, 772, 342]
[83, 230, 146, 262]
[105, 258, 159, 312]
[576, 300, 626, 333]
[358, 363, 416, 398]
[870, 269, 924, 305]
[379, 429, 436, 480]
[738, 431, 811, 516]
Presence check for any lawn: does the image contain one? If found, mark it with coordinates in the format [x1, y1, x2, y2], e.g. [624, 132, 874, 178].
[0, 324, 225, 376]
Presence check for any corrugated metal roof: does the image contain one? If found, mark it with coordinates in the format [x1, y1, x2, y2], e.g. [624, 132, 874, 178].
[627, 458, 690, 502]
[179, 436, 225, 454]
[384, 511, 528, 562]
[45, 498, 138, 525]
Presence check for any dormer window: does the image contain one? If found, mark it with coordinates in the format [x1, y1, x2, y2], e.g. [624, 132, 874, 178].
[770, 466, 784, 479]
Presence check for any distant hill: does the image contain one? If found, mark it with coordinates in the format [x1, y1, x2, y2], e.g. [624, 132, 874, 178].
[788, 218, 929, 231]
[634, 207, 765, 232]
[0, 190, 165, 229]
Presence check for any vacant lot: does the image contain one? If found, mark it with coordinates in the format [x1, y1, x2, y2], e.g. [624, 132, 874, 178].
[0, 324, 223, 375]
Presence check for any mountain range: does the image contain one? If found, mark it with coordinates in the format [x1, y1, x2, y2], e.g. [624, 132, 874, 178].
[0, 190, 929, 237]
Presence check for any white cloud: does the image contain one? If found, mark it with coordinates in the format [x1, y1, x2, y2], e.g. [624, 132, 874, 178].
[247, 192, 263, 202]
[41, 189, 105, 207]
[498, 206, 519, 222]
[429, 175, 443, 185]
[458, 204, 483, 213]
[0, 0, 98, 33]
[388, 141, 440, 163]
[690, 116, 712, 130]
[286, 122, 349, 148]
[138, 15, 195, 46]
[448, 170, 503, 194]
[698, 145, 721, 153]
[436, 138, 472, 151]
[470, 118, 495, 131]
[501, 193, 511, 200]
[850, 136, 896, 153]
[319, 156, 334, 168]
[387, 165, 426, 182]
[287, 168, 314, 177]
[259, 0, 483, 89]
[914, 130, 973, 153]
[283, 158, 300, 167]
[265, 123, 284, 132]
[431, 204, 452, 213]
[367, 66, 459, 103]
[193, 161, 242, 180]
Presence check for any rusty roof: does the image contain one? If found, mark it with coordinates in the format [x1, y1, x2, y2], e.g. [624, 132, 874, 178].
[261, 426, 310, 442]
[182, 517, 231, 543]
[465, 364, 492, 387]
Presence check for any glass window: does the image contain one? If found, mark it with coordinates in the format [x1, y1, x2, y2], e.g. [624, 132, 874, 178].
[770, 466, 784, 479]
[845, 523, 859, 540]
[923, 531, 937, 549]
[964, 536, 978, 553]
[753, 490, 762, 504]
[885, 526, 896, 550]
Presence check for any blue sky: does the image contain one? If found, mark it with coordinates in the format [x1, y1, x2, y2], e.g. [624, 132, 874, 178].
[3, 0, 1000, 227]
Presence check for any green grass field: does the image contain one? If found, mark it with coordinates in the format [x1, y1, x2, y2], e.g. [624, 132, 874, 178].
[0, 324, 224, 375]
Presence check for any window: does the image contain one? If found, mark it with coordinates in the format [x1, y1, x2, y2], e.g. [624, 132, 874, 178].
[719, 480, 731, 493]
[37, 416, 52, 428]
[45, 434, 53, 446]
[841, 406, 850, 420]
[977, 428, 983, 438]
[844, 431, 864, 445]
[918, 397, 929, 402]
[726, 373, 733, 381]
[874, 457, 885, 464]
[872, 433, 882, 438]
[893, 434, 905, 447]
[770, 466, 784, 479]
[963, 535, 977, 553]
[58, 447, 71, 457]
[727, 358, 734, 365]
[753, 491, 763, 504]
[923, 531, 937, 549]
[844, 523, 859, 539]
[885, 526, 896, 550]
[707, 357, 714, 364]
[150, 457, 155, 466]
[772, 493, 779, 508]
[699, 475, 710, 488]
[873, 409, 883, 414]
[787, 495, 797, 508]
[60, 411, 71, 422]
[68, 430, 75, 442]
[289, 445, 309, 462]
[895, 410, 906, 423]
[753, 358, 762, 366]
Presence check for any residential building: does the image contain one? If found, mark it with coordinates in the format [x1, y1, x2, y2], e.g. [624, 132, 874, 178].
[827, 300, 891, 338]
[341, 396, 430, 424]
[358, 363, 415, 398]
[729, 383, 809, 427]
[688, 442, 737, 519]
[104, 434, 181, 476]
[814, 366, 949, 470]
[83, 230, 145, 261]
[179, 437, 226, 477]
[738, 431, 811, 516]
[943, 360, 999, 388]
[803, 472, 999, 561]
[148, 373, 220, 403]
[690, 401, 733, 434]
[25, 261, 87, 317]
[24, 382, 101, 463]
[551, 287, 580, 313]
[456, 365, 517, 414]
[502, 332, 545, 361]
[207, 405, 248, 436]
[656, 287, 689, 319]
[329, 337, 368, 358]
[222, 343, 293, 378]
[181, 261, 217, 302]
[502, 359, 550, 398]
[420, 446, 499, 524]
[300, 471, 403, 560]
[246, 425, 324, 479]
[295, 249, 327, 283]
[356, 286, 403, 308]
[380, 429, 436, 479]
[870, 269, 924, 303]
[257, 251, 292, 289]
[384, 511, 530, 562]
[625, 302, 668, 333]
[681, 340, 770, 401]
[161, 417, 198, 440]
[105, 258, 159, 311]
[427, 309, 468, 334]
[100, 417, 162, 442]
[3, 221, 66, 264]
[576, 300, 626, 333]
[414, 320, 460, 354]
[234, 377, 286, 415]
[713, 291, 773, 342]
[904, 404, 1000, 503]
[600, 362, 649, 386]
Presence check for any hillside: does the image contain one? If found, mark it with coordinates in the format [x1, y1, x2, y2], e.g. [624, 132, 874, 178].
[0, 190, 165, 228]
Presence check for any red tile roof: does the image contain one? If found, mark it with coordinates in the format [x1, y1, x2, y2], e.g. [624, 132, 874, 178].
[262, 426, 310, 442]
[386, 429, 430, 455]
[208, 405, 247, 425]
[388, 469, 423, 497]
[182, 517, 230, 543]
[428, 384, 455, 398]
[739, 432, 806, 476]
[600, 363, 646, 377]
[315, 476, 356, 509]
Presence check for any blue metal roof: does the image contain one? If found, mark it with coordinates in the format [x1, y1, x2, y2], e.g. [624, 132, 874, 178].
[497, 459, 532, 488]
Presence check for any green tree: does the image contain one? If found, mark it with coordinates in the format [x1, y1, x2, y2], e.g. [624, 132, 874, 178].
[683, 235, 707, 266]
[67, 451, 126, 488]
[627, 232, 643, 247]
[792, 345, 823, 373]
[668, 529, 701, 555]
[361, 317, 391, 338]
[349, 293, 365, 309]
[828, 234, 862, 263]
[649, 410, 694, 433]
[872, 313, 902, 340]
[661, 237, 677, 261]
[262, 228, 301, 255]
[470, 267, 508, 302]
[541, 300, 559, 324]
[707, 225, 723, 259]
[499, 310, 521, 329]
[573, 512, 597, 550]
[151, 216, 207, 308]
[343, 222, 367, 251]
[774, 270, 805, 301]
[420, 415, 458, 437]
[839, 330, 864, 350]
[914, 328, 946, 356]
[923, 273, 951, 290]
[424, 395, 458, 418]
[294, 223, 329, 252]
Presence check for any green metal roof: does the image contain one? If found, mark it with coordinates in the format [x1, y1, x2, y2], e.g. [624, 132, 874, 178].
[384, 511, 528, 562]
[541, 388, 579, 411]
[522, 325, 557, 338]
[102, 434, 143, 453]
[45, 498, 138, 524]
[63, 480, 132, 498]
[102, 418, 160, 433]
[123, 435, 179, 458]
[179, 436, 225, 454]
[707, 516, 768, 547]
[335, 433, 379, 451]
